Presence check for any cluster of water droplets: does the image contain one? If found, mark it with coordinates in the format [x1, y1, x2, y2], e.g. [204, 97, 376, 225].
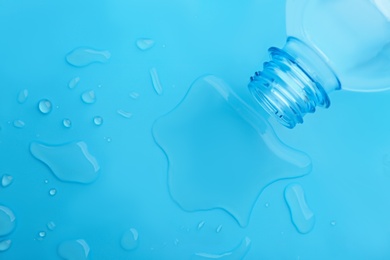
[2, 30, 321, 258]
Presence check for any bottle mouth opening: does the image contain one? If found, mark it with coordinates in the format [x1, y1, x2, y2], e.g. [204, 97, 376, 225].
[249, 84, 300, 129]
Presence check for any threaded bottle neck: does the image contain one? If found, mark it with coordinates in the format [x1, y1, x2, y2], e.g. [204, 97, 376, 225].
[248, 37, 341, 128]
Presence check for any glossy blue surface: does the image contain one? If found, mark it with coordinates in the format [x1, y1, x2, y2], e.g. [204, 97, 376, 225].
[1, 0, 390, 259]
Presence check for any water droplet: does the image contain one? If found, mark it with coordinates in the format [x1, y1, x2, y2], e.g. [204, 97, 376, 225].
[49, 189, 57, 196]
[197, 221, 205, 230]
[68, 77, 80, 89]
[153, 75, 312, 227]
[63, 119, 72, 128]
[38, 99, 52, 114]
[81, 90, 96, 104]
[47, 221, 56, 231]
[150, 67, 163, 95]
[264, 202, 270, 208]
[117, 109, 132, 119]
[120, 228, 139, 251]
[93, 116, 103, 126]
[174, 239, 179, 246]
[0, 240, 11, 252]
[0, 206, 16, 236]
[105, 137, 112, 143]
[284, 183, 315, 234]
[330, 220, 337, 226]
[216, 225, 223, 233]
[38, 231, 46, 238]
[30, 141, 100, 184]
[129, 92, 140, 99]
[66, 47, 111, 67]
[1, 175, 13, 187]
[44, 179, 49, 184]
[58, 239, 90, 260]
[136, 38, 155, 51]
[17, 89, 28, 104]
[194, 237, 251, 259]
[13, 120, 25, 128]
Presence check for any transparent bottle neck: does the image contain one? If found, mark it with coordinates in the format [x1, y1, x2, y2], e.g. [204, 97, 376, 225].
[248, 37, 341, 128]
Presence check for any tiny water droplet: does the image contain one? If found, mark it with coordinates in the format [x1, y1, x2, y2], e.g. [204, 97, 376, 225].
[330, 220, 336, 226]
[117, 109, 132, 119]
[49, 189, 57, 196]
[106, 137, 112, 143]
[30, 141, 100, 184]
[13, 120, 25, 128]
[68, 77, 80, 89]
[39, 231, 46, 238]
[136, 38, 155, 51]
[150, 67, 163, 95]
[129, 92, 140, 99]
[0, 240, 12, 252]
[47, 221, 56, 231]
[197, 221, 205, 230]
[38, 99, 52, 114]
[63, 119, 72, 128]
[17, 89, 28, 104]
[66, 47, 111, 67]
[44, 179, 49, 184]
[216, 225, 223, 233]
[58, 239, 90, 260]
[285, 184, 315, 234]
[265, 202, 270, 208]
[81, 90, 96, 104]
[174, 239, 179, 246]
[0, 206, 16, 236]
[93, 116, 103, 126]
[120, 228, 139, 251]
[1, 175, 13, 187]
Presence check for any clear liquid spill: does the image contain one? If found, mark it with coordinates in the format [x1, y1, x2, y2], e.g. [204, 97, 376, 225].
[153, 75, 312, 226]
[68, 77, 81, 89]
[93, 116, 103, 126]
[58, 239, 90, 260]
[38, 99, 52, 114]
[17, 89, 28, 104]
[81, 90, 96, 104]
[30, 141, 100, 184]
[13, 120, 25, 128]
[0, 206, 16, 236]
[193, 237, 251, 259]
[120, 228, 139, 251]
[0, 240, 11, 252]
[117, 109, 132, 119]
[284, 184, 315, 234]
[66, 47, 111, 67]
[63, 119, 72, 128]
[150, 67, 163, 95]
[136, 38, 155, 51]
[1, 174, 13, 187]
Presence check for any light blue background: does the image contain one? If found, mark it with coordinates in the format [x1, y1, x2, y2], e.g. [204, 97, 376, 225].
[1, 0, 390, 259]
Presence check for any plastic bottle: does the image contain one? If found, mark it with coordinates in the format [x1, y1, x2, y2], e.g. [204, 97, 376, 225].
[249, 0, 390, 128]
